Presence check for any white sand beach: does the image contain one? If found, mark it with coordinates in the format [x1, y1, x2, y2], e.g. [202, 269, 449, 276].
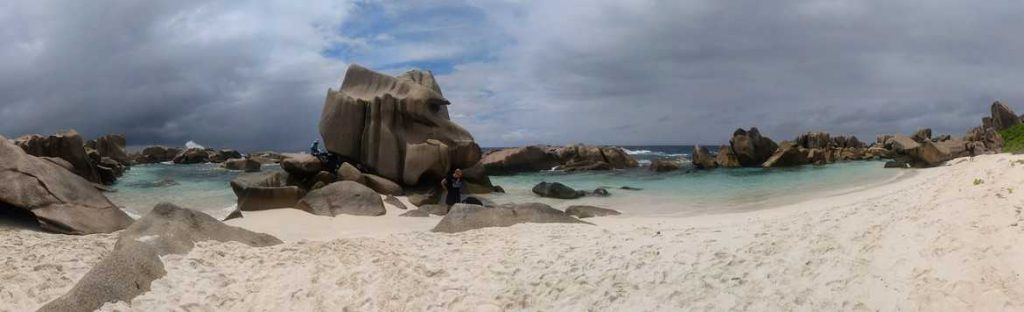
[4, 154, 1023, 311]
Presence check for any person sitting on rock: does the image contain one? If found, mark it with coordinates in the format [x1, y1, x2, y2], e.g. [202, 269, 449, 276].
[310, 139, 323, 157]
[441, 168, 465, 206]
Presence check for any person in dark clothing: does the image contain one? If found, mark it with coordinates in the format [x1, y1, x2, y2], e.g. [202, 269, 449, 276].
[442, 168, 465, 206]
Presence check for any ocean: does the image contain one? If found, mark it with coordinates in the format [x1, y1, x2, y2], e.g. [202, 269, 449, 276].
[106, 145, 905, 219]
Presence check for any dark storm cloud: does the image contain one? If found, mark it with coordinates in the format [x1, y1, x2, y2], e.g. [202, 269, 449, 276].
[442, 0, 1024, 146]
[3, 0, 1024, 149]
[0, 1, 350, 151]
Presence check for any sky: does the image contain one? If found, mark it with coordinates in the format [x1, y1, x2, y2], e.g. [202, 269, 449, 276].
[2, 0, 1024, 151]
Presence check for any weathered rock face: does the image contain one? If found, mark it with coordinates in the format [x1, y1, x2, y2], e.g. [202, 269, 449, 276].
[296, 181, 386, 216]
[795, 132, 831, 149]
[38, 203, 280, 312]
[964, 126, 1004, 154]
[432, 203, 588, 233]
[319, 64, 480, 187]
[565, 205, 621, 218]
[221, 158, 261, 172]
[532, 182, 585, 199]
[691, 145, 717, 169]
[481, 145, 560, 175]
[403, 139, 450, 185]
[715, 145, 741, 167]
[133, 146, 181, 164]
[729, 127, 778, 167]
[0, 135, 132, 234]
[281, 154, 323, 177]
[85, 134, 129, 165]
[230, 171, 306, 211]
[762, 141, 808, 168]
[648, 159, 682, 172]
[990, 101, 1021, 131]
[15, 130, 102, 183]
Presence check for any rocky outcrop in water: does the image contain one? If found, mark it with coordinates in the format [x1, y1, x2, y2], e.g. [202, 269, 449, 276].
[0, 135, 132, 234]
[730, 127, 779, 167]
[532, 181, 586, 199]
[171, 148, 241, 164]
[221, 157, 261, 172]
[481, 144, 639, 175]
[132, 146, 181, 164]
[319, 64, 481, 188]
[38, 203, 281, 312]
[649, 158, 682, 172]
[691, 145, 717, 169]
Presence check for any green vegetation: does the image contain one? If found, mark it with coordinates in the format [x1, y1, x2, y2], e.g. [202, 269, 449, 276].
[998, 123, 1024, 153]
[974, 178, 984, 185]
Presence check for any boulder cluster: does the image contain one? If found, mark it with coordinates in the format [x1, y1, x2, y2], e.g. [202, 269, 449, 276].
[480, 144, 639, 175]
[0, 134, 132, 234]
[14, 131, 132, 185]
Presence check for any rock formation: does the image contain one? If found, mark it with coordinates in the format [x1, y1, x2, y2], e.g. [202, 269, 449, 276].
[729, 127, 778, 167]
[0, 135, 132, 234]
[296, 181, 386, 216]
[532, 181, 585, 199]
[15, 130, 103, 183]
[230, 171, 306, 211]
[990, 101, 1020, 131]
[481, 145, 560, 174]
[649, 159, 682, 172]
[691, 145, 717, 169]
[221, 157, 261, 172]
[319, 64, 481, 188]
[432, 203, 588, 233]
[132, 146, 181, 164]
[85, 134, 129, 165]
[38, 203, 280, 312]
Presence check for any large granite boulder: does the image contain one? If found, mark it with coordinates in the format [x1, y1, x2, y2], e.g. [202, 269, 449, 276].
[481, 145, 560, 175]
[296, 181, 385, 216]
[990, 101, 1020, 131]
[281, 154, 323, 177]
[0, 135, 132, 234]
[905, 140, 965, 167]
[336, 162, 365, 183]
[319, 64, 480, 187]
[15, 130, 102, 183]
[85, 134, 129, 165]
[649, 159, 682, 172]
[889, 135, 920, 154]
[691, 145, 717, 169]
[133, 146, 181, 164]
[432, 203, 588, 233]
[532, 182, 585, 199]
[39, 203, 280, 312]
[715, 145, 741, 167]
[363, 173, 404, 196]
[230, 171, 306, 211]
[762, 141, 809, 168]
[221, 158, 261, 172]
[729, 127, 778, 167]
[565, 205, 621, 218]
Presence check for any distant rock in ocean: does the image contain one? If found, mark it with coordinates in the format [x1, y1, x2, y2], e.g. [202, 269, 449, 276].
[0, 134, 132, 234]
[730, 127, 778, 167]
[532, 181, 585, 199]
[649, 158, 682, 172]
[480, 144, 639, 175]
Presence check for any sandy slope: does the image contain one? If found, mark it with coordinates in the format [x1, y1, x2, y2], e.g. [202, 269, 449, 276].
[4, 154, 1023, 311]
[0, 223, 117, 312]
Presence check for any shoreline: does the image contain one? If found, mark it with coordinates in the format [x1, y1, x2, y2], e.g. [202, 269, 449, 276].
[3, 154, 1021, 310]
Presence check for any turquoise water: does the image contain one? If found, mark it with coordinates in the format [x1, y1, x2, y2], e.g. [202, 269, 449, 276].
[483, 160, 906, 216]
[106, 163, 282, 219]
[106, 159, 904, 219]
